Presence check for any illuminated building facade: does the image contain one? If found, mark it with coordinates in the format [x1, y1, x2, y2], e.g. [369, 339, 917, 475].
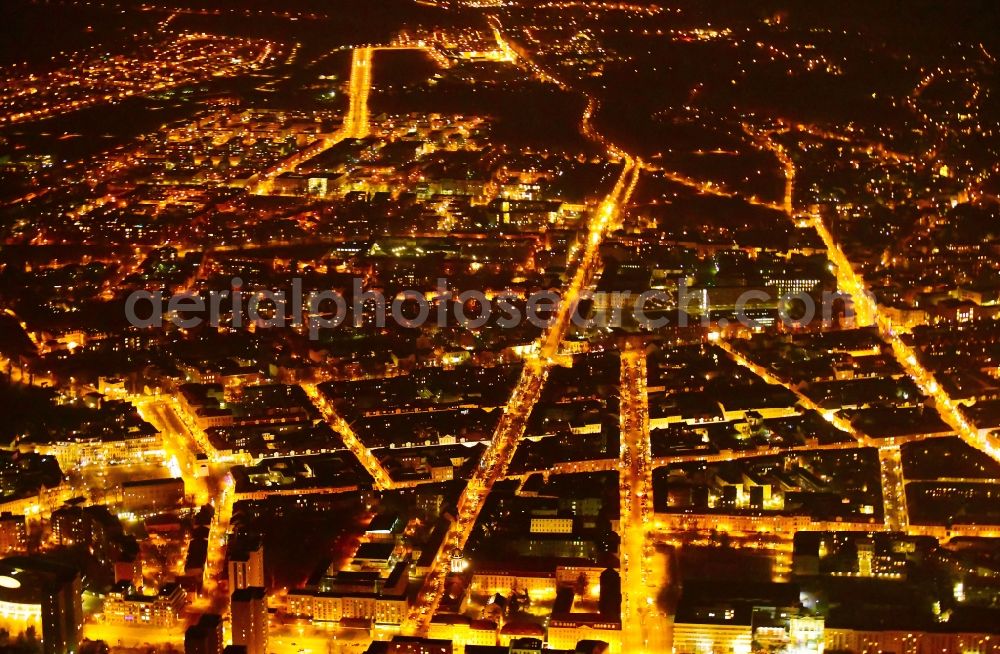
[120, 477, 186, 512]
[288, 559, 411, 625]
[547, 615, 621, 653]
[824, 628, 1000, 654]
[471, 560, 607, 600]
[103, 582, 187, 628]
[0, 557, 83, 654]
[0, 514, 27, 555]
[231, 587, 268, 654]
[672, 583, 823, 654]
[227, 534, 265, 592]
[31, 431, 163, 470]
[428, 615, 498, 651]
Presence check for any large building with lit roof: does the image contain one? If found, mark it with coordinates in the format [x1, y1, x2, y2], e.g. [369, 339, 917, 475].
[0, 556, 83, 654]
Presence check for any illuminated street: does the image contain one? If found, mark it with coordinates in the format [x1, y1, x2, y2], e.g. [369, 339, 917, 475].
[879, 445, 909, 532]
[255, 46, 373, 193]
[409, 155, 639, 636]
[749, 130, 1000, 465]
[618, 344, 667, 654]
[301, 382, 395, 490]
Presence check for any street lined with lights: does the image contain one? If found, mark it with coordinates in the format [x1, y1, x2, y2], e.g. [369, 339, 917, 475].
[406, 27, 642, 631]
[747, 129, 999, 468]
[619, 344, 668, 654]
[301, 382, 395, 491]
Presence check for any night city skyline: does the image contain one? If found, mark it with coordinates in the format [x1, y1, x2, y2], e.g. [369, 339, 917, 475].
[0, 2, 999, 654]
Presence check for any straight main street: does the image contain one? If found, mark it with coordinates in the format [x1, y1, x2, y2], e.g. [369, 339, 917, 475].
[301, 382, 395, 491]
[407, 158, 636, 635]
[405, 23, 643, 635]
[254, 46, 373, 193]
[619, 344, 670, 654]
